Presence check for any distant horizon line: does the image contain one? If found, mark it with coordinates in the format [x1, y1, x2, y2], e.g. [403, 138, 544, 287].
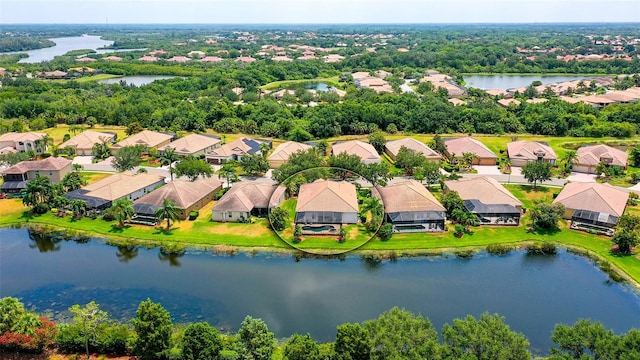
[2, 21, 640, 26]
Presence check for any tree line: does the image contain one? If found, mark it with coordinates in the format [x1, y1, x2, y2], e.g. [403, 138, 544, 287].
[1, 297, 639, 360]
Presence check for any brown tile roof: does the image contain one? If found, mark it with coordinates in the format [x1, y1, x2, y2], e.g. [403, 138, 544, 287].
[160, 134, 221, 155]
[444, 177, 522, 207]
[135, 177, 221, 209]
[59, 130, 116, 151]
[1, 157, 72, 175]
[497, 98, 521, 107]
[268, 141, 312, 162]
[207, 137, 263, 158]
[111, 130, 173, 150]
[296, 180, 358, 213]
[507, 140, 557, 162]
[444, 137, 497, 159]
[385, 138, 441, 160]
[212, 182, 285, 212]
[376, 180, 445, 213]
[0, 132, 46, 143]
[553, 182, 628, 217]
[576, 144, 628, 167]
[81, 171, 166, 201]
[332, 140, 381, 163]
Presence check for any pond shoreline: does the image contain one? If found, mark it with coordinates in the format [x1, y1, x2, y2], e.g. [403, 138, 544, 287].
[6, 221, 639, 291]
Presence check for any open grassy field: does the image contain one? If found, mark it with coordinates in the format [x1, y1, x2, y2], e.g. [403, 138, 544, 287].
[260, 76, 342, 90]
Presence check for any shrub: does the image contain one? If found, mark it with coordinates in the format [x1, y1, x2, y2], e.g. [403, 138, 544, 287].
[51, 208, 58, 214]
[486, 243, 513, 255]
[378, 223, 393, 241]
[188, 211, 199, 220]
[34, 202, 50, 214]
[526, 242, 557, 255]
[102, 211, 114, 222]
[628, 192, 639, 206]
[454, 250, 474, 258]
[56, 324, 86, 354]
[454, 224, 465, 237]
[96, 324, 130, 355]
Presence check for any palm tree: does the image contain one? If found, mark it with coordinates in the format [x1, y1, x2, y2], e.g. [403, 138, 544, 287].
[159, 147, 179, 181]
[218, 161, 238, 187]
[21, 175, 52, 209]
[154, 198, 180, 230]
[259, 142, 271, 160]
[116, 245, 139, 263]
[69, 199, 87, 218]
[109, 198, 134, 228]
[35, 134, 53, 154]
[562, 150, 578, 172]
[362, 197, 384, 230]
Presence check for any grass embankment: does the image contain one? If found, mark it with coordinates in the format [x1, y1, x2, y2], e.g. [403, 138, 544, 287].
[43, 124, 127, 145]
[2, 184, 639, 286]
[260, 76, 342, 91]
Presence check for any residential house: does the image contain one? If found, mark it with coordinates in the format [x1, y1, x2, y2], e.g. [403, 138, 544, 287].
[110, 130, 174, 154]
[295, 180, 358, 234]
[497, 98, 521, 107]
[159, 134, 222, 157]
[553, 182, 629, 234]
[268, 141, 313, 168]
[374, 180, 446, 232]
[507, 140, 557, 166]
[58, 130, 117, 156]
[331, 140, 381, 164]
[444, 176, 522, 225]
[205, 137, 271, 164]
[444, 137, 498, 165]
[132, 177, 222, 224]
[574, 144, 628, 174]
[384, 138, 441, 162]
[211, 182, 285, 222]
[0, 157, 73, 193]
[64, 171, 166, 210]
[0, 132, 46, 153]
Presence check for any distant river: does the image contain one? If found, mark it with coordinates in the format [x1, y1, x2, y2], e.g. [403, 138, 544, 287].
[0, 35, 115, 63]
[1, 227, 639, 355]
[464, 74, 603, 90]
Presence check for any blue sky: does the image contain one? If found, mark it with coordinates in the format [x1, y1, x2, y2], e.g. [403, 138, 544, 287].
[2, 0, 639, 24]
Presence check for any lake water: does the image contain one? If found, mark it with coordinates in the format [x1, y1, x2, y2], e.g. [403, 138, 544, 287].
[0, 35, 115, 63]
[464, 74, 602, 90]
[304, 82, 336, 92]
[98, 75, 179, 86]
[1, 227, 639, 355]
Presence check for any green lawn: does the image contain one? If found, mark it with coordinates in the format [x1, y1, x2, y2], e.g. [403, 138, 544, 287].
[260, 76, 342, 90]
[43, 124, 127, 146]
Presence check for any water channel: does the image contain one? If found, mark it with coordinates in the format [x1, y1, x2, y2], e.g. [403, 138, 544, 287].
[464, 74, 603, 90]
[1, 227, 639, 354]
[98, 75, 179, 86]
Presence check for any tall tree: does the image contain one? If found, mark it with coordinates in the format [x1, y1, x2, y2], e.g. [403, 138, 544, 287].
[550, 319, 617, 360]
[109, 198, 134, 228]
[21, 175, 53, 212]
[521, 160, 552, 188]
[217, 160, 238, 187]
[69, 199, 87, 218]
[182, 322, 222, 360]
[132, 299, 173, 360]
[415, 160, 441, 186]
[360, 162, 391, 187]
[175, 159, 214, 181]
[60, 172, 85, 193]
[237, 316, 275, 360]
[91, 137, 111, 161]
[334, 323, 370, 360]
[283, 333, 320, 360]
[364, 307, 440, 360]
[395, 146, 427, 175]
[368, 132, 386, 154]
[154, 198, 180, 230]
[240, 153, 269, 177]
[159, 147, 179, 181]
[69, 301, 108, 360]
[112, 145, 144, 172]
[328, 153, 363, 179]
[442, 313, 531, 360]
[561, 150, 578, 172]
[530, 201, 565, 231]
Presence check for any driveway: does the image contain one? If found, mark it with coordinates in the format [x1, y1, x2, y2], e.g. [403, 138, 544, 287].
[473, 165, 502, 175]
[566, 172, 597, 183]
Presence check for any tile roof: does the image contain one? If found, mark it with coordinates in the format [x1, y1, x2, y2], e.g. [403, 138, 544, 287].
[159, 134, 221, 155]
[212, 182, 285, 212]
[1, 157, 72, 174]
[444, 177, 522, 207]
[576, 144, 628, 167]
[134, 177, 222, 209]
[80, 171, 166, 201]
[268, 141, 312, 162]
[444, 137, 497, 159]
[59, 130, 116, 151]
[111, 130, 173, 149]
[207, 137, 265, 158]
[0, 132, 46, 143]
[507, 140, 557, 162]
[553, 182, 628, 217]
[332, 140, 381, 163]
[375, 180, 445, 213]
[385, 138, 441, 160]
[296, 180, 358, 213]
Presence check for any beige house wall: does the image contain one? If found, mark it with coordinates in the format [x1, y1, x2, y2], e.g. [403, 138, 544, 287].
[211, 210, 250, 222]
[26, 163, 73, 183]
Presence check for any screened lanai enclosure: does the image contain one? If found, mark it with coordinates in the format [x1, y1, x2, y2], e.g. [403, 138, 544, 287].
[569, 209, 618, 236]
[386, 211, 446, 232]
[464, 200, 521, 226]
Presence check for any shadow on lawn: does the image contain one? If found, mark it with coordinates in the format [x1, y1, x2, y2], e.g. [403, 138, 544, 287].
[108, 224, 131, 233]
[517, 185, 550, 193]
[153, 227, 176, 236]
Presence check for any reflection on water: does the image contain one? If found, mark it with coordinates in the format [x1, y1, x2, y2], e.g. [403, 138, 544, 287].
[2, 227, 639, 354]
